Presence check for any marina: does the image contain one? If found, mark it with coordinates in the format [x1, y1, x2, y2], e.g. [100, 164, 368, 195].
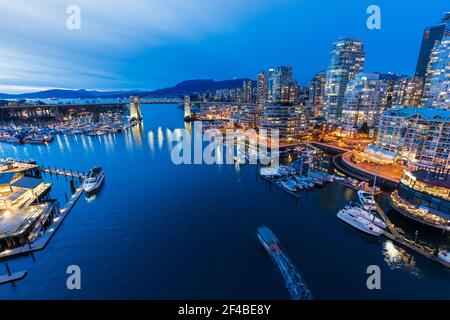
[0, 104, 448, 299]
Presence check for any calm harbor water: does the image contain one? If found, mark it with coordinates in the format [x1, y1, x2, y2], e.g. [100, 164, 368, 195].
[0, 104, 449, 299]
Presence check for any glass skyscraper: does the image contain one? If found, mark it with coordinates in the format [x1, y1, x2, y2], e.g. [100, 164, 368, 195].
[415, 12, 450, 79]
[323, 38, 365, 123]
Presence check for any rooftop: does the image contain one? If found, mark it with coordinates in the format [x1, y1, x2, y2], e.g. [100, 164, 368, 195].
[382, 106, 450, 122]
[410, 170, 450, 189]
[0, 172, 15, 185]
[11, 176, 43, 189]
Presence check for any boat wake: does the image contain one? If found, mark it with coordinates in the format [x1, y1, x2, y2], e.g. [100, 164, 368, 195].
[272, 251, 313, 300]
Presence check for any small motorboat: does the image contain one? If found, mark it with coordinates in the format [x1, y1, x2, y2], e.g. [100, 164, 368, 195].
[82, 167, 105, 193]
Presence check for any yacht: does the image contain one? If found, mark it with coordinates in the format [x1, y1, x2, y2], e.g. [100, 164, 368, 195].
[352, 204, 387, 230]
[337, 205, 385, 236]
[83, 167, 105, 193]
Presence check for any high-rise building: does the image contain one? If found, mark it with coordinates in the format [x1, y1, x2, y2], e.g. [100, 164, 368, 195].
[323, 38, 365, 123]
[376, 107, 450, 169]
[280, 80, 299, 104]
[341, 73, 388, 134]
[422, 35, 450, 108]
[392, 76, 424, 107]
[257, 72, 267, 103]
[242, 80, 253, 103]
[260, 104, 308, 142]
[307, 71, 326, 116]
[267, 66, 293, 103]
[414, 12, 450, 79]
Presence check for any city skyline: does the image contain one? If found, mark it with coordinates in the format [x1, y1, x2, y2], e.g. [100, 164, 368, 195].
[0, 1, 449, 94]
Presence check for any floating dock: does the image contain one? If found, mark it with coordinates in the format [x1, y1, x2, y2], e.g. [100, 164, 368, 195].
[375, 203, 450, 269]
[0, 183, 84, 259]
[0, 271, 27, 284]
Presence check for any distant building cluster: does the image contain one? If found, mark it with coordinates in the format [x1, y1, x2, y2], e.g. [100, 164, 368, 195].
[189, 12, 449, 160]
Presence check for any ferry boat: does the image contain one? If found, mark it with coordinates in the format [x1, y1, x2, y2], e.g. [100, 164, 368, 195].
[257, 226, 280, 253]
[337, 205, 385, 236]
[82, 167, 105, 193]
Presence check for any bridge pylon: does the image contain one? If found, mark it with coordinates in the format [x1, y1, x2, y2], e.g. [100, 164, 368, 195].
[129, 96, 142, 121]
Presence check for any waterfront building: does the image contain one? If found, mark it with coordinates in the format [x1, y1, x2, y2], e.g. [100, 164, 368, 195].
[257, 72, 268, 103]
[414, 12, 450, 80]
[390, 169, 450, 231]
[323, 38, 365, 123]
[267, 66, 293, 103]
[341, 73, 388, 134]
[376, 107, 450, 169]
[307, 71, 326, 116]
[260, 104, 309, 143]
[422, 35, 450, 108]
[243, 80, 253, 103]
[237, 104, 264, 129]
[0, 162, 56, 250]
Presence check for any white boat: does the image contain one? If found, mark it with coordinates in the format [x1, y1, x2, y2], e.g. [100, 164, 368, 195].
[351, 204, 387, 230]
[260, 167, 280, 178]
[438, 250, 450, 265]
[337, 205, 385, 236]
[280, 179, 297, 192]
[82, 167, 105, 193]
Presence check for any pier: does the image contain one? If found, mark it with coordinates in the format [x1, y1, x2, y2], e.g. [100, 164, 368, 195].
[0, 270, 27, 285]
[41, 166, 86, 179]
[0, 185, 84, 259]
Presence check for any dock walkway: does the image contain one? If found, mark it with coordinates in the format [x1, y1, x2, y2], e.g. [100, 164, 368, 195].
[0, 271, 27, 284]
[41, 167, 86, 179]
[375, 203, 449, 269]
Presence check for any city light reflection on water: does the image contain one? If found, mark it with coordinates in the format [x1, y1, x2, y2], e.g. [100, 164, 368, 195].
[0, 104, 448, 299]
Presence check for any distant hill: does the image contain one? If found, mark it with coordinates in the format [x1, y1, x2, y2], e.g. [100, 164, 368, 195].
[145, 78, 253, 96]
[0, 89, 145, 99]
[0, 78, 253, 99]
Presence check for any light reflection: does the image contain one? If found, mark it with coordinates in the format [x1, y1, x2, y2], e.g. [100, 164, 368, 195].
[56, 135, 65, 153]
[148, 130, 154, 152]
[157, 127, 163, 150]
[64, 135, 72, 152]
[383, 240, 421, 277]
[131, 123, 144, 147]
[166, 128, 173, 151]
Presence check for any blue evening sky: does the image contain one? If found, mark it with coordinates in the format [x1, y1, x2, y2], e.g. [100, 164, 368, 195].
[0, 0, 448, 93]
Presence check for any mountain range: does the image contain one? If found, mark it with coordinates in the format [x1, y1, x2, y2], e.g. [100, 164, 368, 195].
[0, 78, 253, 99]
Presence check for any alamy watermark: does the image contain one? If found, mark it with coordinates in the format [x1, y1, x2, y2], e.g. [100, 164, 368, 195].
[170, 121, 279, 168]
[66, 5, 81, 30]
[66, 265, 81, 290]
[366, 265, 381, 290]
[366, 5, 381, 30]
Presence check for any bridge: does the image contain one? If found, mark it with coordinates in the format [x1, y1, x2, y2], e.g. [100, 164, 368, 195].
[0, 98, 261, 122]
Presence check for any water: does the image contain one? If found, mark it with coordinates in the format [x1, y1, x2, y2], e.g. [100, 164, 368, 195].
[0, 104, 449, 299]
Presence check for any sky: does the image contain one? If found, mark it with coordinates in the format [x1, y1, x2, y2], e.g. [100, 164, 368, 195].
[0, 0, 448, 93]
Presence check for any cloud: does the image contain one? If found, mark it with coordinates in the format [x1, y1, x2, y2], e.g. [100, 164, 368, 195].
[0, 0, 277, 93]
